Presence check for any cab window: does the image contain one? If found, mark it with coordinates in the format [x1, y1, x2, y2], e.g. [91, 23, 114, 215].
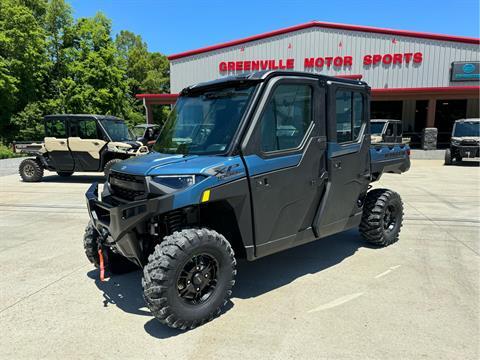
[335, 90, 365, 143]
[77, 119, 99, 139]
[45, 118, 67, 138]
[260, 84, 312, 152]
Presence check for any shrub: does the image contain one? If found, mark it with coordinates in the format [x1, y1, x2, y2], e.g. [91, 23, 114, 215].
[0, 143, 22, 159]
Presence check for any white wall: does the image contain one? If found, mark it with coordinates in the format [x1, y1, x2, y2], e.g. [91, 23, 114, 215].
[170, 26, 479, 93]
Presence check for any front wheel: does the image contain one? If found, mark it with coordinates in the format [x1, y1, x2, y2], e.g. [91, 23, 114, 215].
[83, 221, 137, 274]
[19, 158, 44, 182]
[142, 228, 236, 330]
[359, 189, 404, 247]
[444, 148, 452, 165]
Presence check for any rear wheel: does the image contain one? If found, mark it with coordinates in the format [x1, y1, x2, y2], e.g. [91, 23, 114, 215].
[57, 171, 73, 177]
[19, 158, 44, 182]
[103, 158, 123, 177]
[142, 228, 236, 330]
[359, 189, 404, 247]
[444, 148, 452, 165]
[83, 221, 137, 274]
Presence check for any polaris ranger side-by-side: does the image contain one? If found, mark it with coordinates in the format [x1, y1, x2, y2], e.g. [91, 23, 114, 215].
[84, 71, 410, 330]
[16, 115, 149, 181]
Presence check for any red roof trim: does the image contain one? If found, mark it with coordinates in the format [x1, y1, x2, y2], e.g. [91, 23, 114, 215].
[372, 86, 480, 94]
[137, 86, 479, 103]
[135, 94, 179, 99]
[168, 21, 480, 60]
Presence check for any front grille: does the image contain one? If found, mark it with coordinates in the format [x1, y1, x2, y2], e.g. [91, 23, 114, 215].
[109, 171, 146, 201]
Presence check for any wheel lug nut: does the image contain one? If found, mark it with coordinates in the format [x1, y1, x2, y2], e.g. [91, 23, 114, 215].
[205, 274, 208, 277]
[187, 281, 190, 284]
[196, 267, 200, 270]
[196, 288, 200, 291]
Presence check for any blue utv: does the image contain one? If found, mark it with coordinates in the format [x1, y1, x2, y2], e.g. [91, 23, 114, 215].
[84, 71, 410, 330]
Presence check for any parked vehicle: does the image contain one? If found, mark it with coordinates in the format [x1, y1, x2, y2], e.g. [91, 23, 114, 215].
[370, 119, 404, 144]
[444, 118, 480, 165]
[83, 71, 410, 330]
[16, 115, 148, 182]
[132, 124, 161, 148]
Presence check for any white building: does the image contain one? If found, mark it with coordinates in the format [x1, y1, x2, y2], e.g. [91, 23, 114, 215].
[138, 21, 480, 147]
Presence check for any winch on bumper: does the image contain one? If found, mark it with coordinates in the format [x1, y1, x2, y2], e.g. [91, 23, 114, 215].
[85, 183, 175, 267]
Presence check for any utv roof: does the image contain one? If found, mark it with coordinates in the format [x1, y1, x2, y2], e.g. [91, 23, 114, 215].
[44, 114, 124, 121]
[455, 118, 480, 123]
[180, 70, 369, 95]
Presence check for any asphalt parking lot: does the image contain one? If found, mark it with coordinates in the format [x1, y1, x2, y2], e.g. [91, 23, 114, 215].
[0, 159, 479, 359]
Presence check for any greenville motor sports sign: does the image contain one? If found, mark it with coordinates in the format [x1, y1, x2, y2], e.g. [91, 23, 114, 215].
[218, 52, 423, 72]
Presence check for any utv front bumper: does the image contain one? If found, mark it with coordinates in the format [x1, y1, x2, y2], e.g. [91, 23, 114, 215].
[85, 183, 174, 265]
[452, 145, 480, 158]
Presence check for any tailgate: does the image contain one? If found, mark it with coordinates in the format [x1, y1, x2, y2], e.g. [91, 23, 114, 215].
[370, 143, 410, 175]
[13, 141, 45, 154]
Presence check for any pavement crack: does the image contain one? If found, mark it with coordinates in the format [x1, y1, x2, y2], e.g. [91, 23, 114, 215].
[0, 264, 89, 315]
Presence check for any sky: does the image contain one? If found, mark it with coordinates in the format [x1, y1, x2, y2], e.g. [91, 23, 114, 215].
[69, 0, 480, 56]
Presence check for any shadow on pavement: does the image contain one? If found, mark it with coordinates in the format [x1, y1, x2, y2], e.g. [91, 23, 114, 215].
[88, 228, 371, 338]
[42, 174, 105, 183]
[452, 160, 480, 167]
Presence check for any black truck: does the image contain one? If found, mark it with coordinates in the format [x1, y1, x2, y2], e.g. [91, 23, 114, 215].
[83, 71, 410, 330]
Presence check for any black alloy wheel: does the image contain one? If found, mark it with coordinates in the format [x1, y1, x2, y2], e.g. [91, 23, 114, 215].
[177, 253, 219, 305]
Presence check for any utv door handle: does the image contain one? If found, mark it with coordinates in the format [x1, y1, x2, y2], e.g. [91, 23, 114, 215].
[256, 177, 270, 187]
[59, 141, 66, 145]
[93, 142, 99, 146]
[334, 161, 342, 169]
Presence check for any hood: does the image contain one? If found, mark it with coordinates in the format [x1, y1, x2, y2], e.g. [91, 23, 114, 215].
[111, 151, 229, 176]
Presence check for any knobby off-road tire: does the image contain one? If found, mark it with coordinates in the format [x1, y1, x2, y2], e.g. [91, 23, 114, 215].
[57, 171, 74, 177]
[444, 148, 452, 165]
[103, 158, 123, 177]
[19, 158, 44, 182]
[83, 221, 137, 274]
[142, 228, 236, 330]
[360, 189, 404, 247]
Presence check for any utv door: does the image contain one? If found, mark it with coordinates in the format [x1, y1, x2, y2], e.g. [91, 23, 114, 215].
[313, 82, 370, 237]
[44, 117, 74, 171]
[242, 77, 327, 258]
[68, 118, 106, 171]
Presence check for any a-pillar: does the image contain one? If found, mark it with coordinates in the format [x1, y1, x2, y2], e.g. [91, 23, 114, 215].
[426, 98, 436, 128]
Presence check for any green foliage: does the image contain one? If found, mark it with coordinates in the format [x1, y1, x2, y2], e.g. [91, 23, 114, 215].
[0, 0, 170, 145]
[0, 143, 23, 159]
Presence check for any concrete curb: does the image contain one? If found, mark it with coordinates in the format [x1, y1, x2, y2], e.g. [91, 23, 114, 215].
[410, 150, 445, 160]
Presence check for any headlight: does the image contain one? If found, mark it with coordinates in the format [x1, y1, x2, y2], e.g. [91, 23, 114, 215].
[116, 145, 131, 152]
[451, 140, 461, 146]
[151, 175, 205, 190]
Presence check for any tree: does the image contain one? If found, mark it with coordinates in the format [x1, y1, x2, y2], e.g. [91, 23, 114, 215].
[1, 1, 170, 143]
[0, 0, 49, 141]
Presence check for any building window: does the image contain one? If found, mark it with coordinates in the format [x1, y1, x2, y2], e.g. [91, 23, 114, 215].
[260, 84, 312, 152]
[371, 100, 403, 120]
[335, 90, 365, 143]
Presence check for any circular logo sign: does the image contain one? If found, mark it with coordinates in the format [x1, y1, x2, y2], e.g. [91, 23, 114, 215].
[463, 63, 475, 73]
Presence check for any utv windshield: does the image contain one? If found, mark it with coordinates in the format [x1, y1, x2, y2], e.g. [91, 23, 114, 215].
[152, 85, 256, 155]
[100, 119, 134, 142]
[453, 121, 480, 137]
[370, 122, 386, 135]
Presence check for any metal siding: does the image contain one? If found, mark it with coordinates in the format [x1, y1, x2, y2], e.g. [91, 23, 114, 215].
[170, 26, 480, 93]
